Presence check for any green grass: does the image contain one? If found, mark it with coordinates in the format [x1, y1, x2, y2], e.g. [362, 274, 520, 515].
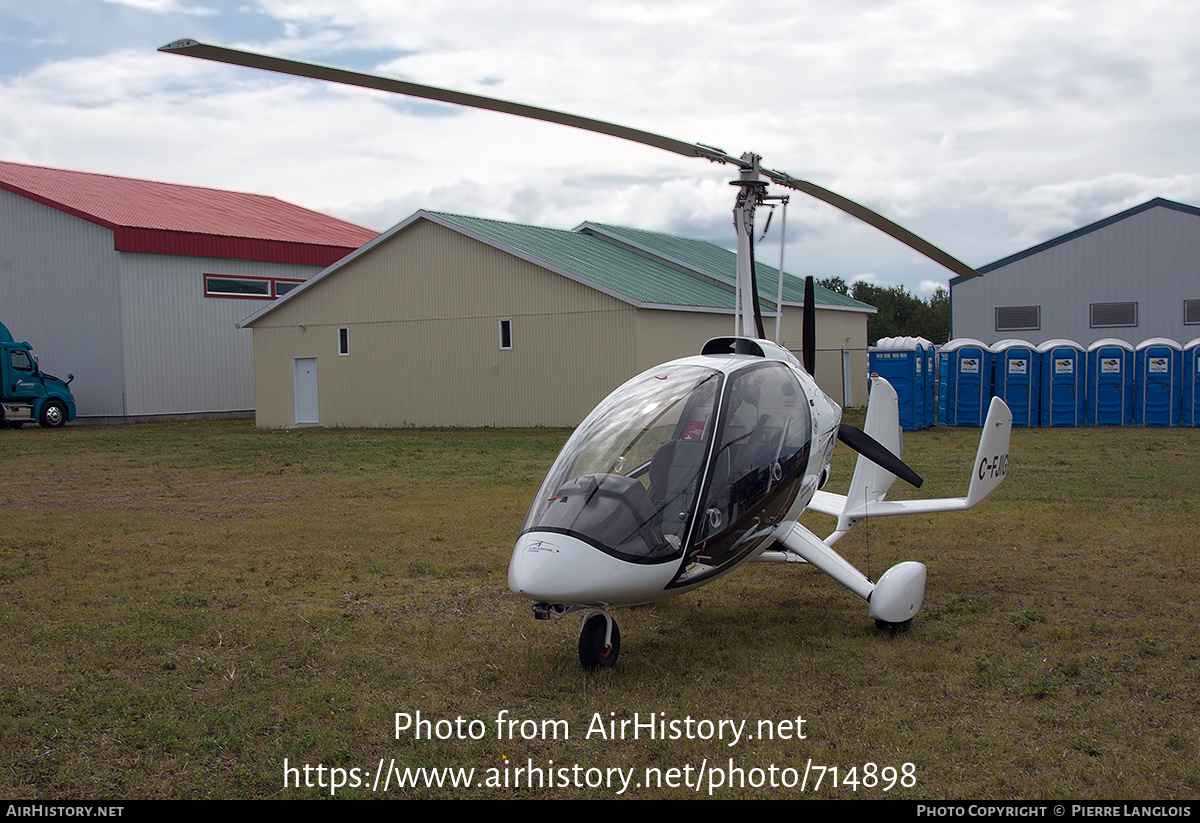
[1, 419, 1197, 798]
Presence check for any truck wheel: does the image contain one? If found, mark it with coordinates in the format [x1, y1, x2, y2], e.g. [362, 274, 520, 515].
[39, 401, 67, 428]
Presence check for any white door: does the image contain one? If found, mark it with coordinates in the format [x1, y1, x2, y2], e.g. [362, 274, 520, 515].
[842, 349, 854, 406]
[293, 358, 318, 424]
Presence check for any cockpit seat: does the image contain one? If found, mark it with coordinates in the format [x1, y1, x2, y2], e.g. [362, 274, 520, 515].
[648, 438, 708, 540]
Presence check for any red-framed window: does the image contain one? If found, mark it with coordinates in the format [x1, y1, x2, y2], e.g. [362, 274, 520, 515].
[204, 274, 306, 299]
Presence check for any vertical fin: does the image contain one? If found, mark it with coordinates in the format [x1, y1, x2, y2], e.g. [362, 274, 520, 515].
[829, 376, 902, 542]
[964, 397, 1013, 507]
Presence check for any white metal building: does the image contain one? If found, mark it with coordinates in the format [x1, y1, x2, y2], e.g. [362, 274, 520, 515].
[0, 161, 376, 422]
[950, 198, 1200, 347]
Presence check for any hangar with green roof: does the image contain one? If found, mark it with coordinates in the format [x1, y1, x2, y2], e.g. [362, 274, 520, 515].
[239, 209, 875, 428]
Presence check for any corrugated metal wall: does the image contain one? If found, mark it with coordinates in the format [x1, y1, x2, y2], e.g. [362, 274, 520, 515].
[118, 253, 323, 417]
[250, 219, 637, 427]
[0, 190, 126, 417]
[953, 206, 1200, 347]
[249, 219, 874, 427]
[2, 189, 327, 420]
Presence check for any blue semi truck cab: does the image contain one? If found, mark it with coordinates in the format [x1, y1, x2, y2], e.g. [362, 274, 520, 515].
[1, 321, 76, 428]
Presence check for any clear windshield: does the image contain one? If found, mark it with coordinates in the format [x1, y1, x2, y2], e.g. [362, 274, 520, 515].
[685, 361, 813, 574]
[522, 365, 723, 564]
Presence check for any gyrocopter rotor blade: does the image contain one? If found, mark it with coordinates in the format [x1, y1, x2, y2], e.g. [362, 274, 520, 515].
[159, 39, 979, 281]
[764, 172, 977, 280]
[157, 40, 715, 161]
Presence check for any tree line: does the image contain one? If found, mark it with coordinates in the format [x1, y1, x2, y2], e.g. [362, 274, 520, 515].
[818, 277, 950, 345]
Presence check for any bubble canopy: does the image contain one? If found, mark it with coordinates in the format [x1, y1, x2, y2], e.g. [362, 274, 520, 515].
[521, 359, 812, 578]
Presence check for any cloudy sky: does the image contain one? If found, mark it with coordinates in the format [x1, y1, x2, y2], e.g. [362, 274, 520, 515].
[3, 0, 1198, 297]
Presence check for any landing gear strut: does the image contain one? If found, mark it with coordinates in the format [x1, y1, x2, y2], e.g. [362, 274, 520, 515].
[578, 610, 620, 670]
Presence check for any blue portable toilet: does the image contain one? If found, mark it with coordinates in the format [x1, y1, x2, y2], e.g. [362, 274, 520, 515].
[1036, 339, 1085, 427]
[991, 339, 1039, 427]
[924, 342, 937, 428]
[1184, 338, 1200, 427]
[916, 335, 936, 429]
[1134, 338, 1182, 426]
[1087, 338, 1133, 426]
[939, 338, 992, 426]
[870, 337, 932, 429]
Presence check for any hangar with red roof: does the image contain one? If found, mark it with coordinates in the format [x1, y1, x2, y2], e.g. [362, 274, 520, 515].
[0, 160, 376, 422]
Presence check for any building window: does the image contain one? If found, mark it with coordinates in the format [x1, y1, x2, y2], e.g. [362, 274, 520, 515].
[1090, 301, 1137, 328]
[338, 327, 350, 356]
[499, 319, 513, 350]
[995, 305, 1040, 332]
[1185, 299, 1200, 325]
[204, 274, 305, 299]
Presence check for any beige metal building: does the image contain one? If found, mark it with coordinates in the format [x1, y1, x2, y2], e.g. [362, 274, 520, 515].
[240, 211, 874, 428]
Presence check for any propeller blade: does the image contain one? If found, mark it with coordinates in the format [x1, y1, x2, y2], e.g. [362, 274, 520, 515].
[159, 40, 980, 280]
[803, 276, 816, 375]
[837, 424, 924, 488]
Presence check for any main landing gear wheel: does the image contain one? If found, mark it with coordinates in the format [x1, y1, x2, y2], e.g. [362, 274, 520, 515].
[579, 611, 620, 670]
[875, 618, 913, 633]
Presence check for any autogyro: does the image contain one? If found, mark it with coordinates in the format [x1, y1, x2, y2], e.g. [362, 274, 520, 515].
[162, 40, 1013, 669]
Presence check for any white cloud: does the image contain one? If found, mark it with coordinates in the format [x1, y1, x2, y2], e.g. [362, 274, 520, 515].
[916, 279, 949, 300]
[997, 174, 1200, 247]
[102, 0, 217, 16]
[4, 0, 1200, 294]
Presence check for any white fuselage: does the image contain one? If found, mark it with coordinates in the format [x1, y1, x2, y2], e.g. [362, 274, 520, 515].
[508, 339, 842, 609]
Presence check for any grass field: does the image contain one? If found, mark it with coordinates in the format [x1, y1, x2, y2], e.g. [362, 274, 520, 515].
[1, 418, 1197, 799]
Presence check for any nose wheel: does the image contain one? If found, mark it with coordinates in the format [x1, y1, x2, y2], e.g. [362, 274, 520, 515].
[579, 610, 620, 670]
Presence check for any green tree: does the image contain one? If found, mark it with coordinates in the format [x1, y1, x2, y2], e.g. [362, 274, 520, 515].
[848, 282, 949, 344]
[817, 276, 849, 295]
[913, 287, 949, 344]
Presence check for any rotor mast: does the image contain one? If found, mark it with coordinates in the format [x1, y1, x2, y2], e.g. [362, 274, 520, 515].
[732, 154, 768, 340]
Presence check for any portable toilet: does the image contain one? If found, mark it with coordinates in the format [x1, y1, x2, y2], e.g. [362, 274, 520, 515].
[924, 342, 937, 428]
[1037, 339, 1085, 427]
[939, 338, 992, 426]
[1184, 338, 1200, 427]
[1134, 338, 1182, 426]
[1087, 338, 1133, 426]
[991, 339, 1039, 427]
[914, 337, 935, 427]
[870, 337, 931, 429]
